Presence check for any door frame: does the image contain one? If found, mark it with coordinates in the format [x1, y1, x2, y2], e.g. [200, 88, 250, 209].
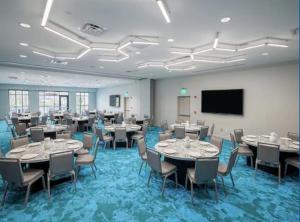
[59, 95, 69, 111]
[177, 96, 191, 122]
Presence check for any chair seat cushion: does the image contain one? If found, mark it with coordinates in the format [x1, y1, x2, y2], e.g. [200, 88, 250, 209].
[187, 168, 195, 181]
[218, 163, 227, 175]
[238, 146, 253, 156]
[76, 149, 89, 155]
[23, 169, 44, 185]
[286, 157, 299, 168]
[141, 153, 147, 160]
[161, 161, 176, 174]
[76, 154, 94, 164]
[132, 134, 144, 140]
[103, 135, 113, 141]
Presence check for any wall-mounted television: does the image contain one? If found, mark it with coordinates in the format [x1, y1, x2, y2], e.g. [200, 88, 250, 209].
[201, 89, 244, 115]
[109, 95, 120, 107]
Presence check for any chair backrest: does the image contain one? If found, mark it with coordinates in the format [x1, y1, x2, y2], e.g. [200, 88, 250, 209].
[159, 133, 171, 141]
[56, 131, 71, 140]
[194, 158, 219, 183]
[115, 127, 127, 141]
[15, 123, 27, 136]
[41, 115, 48, 125]
[210, 123, 215, 136]
[30, 116, 39, 125]
[95, 127, 104, 141]
[142, 125, 148, 137]
[66, 118, 73, 125]
[49, 151, 74, 176]
[0, 158, 24, 185]
[224, 148, 239, 175]
[234, 129, 244, 144]
[92, 142, 100, 161]
[88, 116, 95, 126]
[30, 128, 44, 142]
[11, 136, 29, 149]
[83, 133, 93, 150]
[287, 132, 299, 141]
[137, 138, 146, 157]
[11, 117, 19, 125]
[185, 133, 198, 140]
[211, 136, 223, 153]
[146, 149, 162, 173]
[230, 133, 236, 149]
[197, 120, 205, 126]
[67, 124, 77, 135]
[257, 142, 280, 165]
[199, 126, 209, 140]
[174, 126, 185, 139]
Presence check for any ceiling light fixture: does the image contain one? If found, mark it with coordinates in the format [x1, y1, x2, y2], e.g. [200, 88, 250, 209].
[267, 43, 288, 48]
[92, 47, 116, 51]
[156, 0, 171, 23]
[238, 44, 265, 51]
[168, 38, 174, 42]
[221, 17, 231, 23]
[194, 59, 224, 64]
[166, 59, 193, 67]
[19, 55, 27, 58]
[19, 42, 29, 47]
[170, 51, 191, 55]
[132, 41, 159, 45]
[215, 48, 236, 52]
[262, 52, 269, 56]
[33, 51, 54, 58]
[192, 48, 213, 55]
[118, 42, 132, 50]
[19, 23, 31, 28]
[77, 48, 91, 59]
[226, 58, 246, 63]
[213, 32, 219, 49]
[55, 56, 77, 60]
[44, 26, 89, 48]
[41, 0, 54, 26]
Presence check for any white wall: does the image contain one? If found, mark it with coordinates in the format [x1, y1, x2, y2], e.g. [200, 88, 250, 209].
[96, 79, 151, 119]
[155, 62, 299, 138]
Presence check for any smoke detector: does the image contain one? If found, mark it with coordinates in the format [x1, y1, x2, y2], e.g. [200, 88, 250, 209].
[81, 23, 107, 36]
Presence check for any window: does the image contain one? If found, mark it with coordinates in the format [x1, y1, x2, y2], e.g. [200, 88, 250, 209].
[76, 92, 89, 114]
[9, 90, 29, 114]
[39, 91, 68, 115]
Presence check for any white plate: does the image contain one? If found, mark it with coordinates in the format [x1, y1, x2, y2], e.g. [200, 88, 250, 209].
[247, 135, 257, 138]
[66, 140, 76, 144]
[68, 144, 80, 149]
[166, 139, 176, 143]
[54, 139, 65, 142]
[28, 142, 41, 147]
[199, 141, 210, 145]
[163, 148, 176, 154]
[293, 141, 300, 145]
[10, 148, 26, 153]
[21, 153, 39, 160]
[157, 142, 168, 147]
[188, 151, 201, 158]
[281, 137, 292, 141]
[246, 139, 255, 142]
[289, 144, 299, 149]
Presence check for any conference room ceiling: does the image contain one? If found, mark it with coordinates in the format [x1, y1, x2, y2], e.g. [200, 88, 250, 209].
[0, 0, 298, 87]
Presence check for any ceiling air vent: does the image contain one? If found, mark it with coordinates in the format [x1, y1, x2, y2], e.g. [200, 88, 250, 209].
[81, 23, 107, 36]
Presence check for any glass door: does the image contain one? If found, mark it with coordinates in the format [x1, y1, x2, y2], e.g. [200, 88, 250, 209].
[59, 95, 69, 112]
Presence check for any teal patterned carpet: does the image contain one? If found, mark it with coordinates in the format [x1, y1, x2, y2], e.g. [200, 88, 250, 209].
[0, 121, 299, 222]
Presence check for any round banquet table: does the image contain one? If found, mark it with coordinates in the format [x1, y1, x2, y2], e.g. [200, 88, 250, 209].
[105, 124, 141, 147]
[72, 117, 89, 132]
[169, 123, 206, 133]
[155, 139, 219, 185]
[241, 135, 299, 176]
[18, 116, 31, 125]
[27, 125, 68, 139]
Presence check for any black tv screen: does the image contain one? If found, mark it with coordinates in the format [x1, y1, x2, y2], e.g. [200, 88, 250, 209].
[201, 89, 243, 115]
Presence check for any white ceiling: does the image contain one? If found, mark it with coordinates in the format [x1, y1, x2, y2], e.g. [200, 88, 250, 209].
[0, 0, 298, 87]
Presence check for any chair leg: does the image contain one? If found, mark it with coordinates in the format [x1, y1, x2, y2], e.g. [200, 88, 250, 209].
[185, 174, 188, 189]
[190, 179, 194, 204]
[76, 166, 80, 181]
[161, 176, 167, 196]
[41, 176, 46, 191]
[250, 156, 253, 168]
[174, 172, 178, 188]
[213, 179, 219, 203]
[139, 161, 144, 175]
[284, 163, 288, 177]
[254, 161, 258, 179]
[278, 164, 281, 184]
[103, 141, 107, 149]
[90, 164, 96, 178]
[113, 141, 116, 150]
[126, 140, 128, 149]
[230, 172, 235, 187]
[24, 183, 32, 207]
[221, 176, 226, 194]
[47, 175, 51, 199]
[72, 171, 77, 191]
[235, 156, 240, 167]
[1, 182, 8, 206]
[147, 170, 152, 186]
[93, 163, 97, 171]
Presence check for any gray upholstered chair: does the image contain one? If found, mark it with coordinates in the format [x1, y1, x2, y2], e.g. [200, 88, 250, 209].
[218, 148, 239, 193]
[231, 132, 254, 167]
[15, 123, 27, 136]
[11, 136, 29, 149]
[159, 133, 171, 141]
[83, 116, 95, 131]
[211, 136, 223, 154]
[48, 151, 76, 199]
[0, 158, 46, 207]
[66, 118, 73, 126]
[95, 127, 113, 149]
[196, 120, 205, 126]
[185, 158, 219, 203]
[208, 123, 215, 141]
[174, 126, 185, 139]
[114, 127, 128, 149]
[66, 124, 77, 136]
[137, 138, 147, 175]
[76, 143, 99, 179]
[199, 126, 209, 141]
[131, 125, 148, 146]
[11, 116, 19, 126]
[185, 133, 199, 140]
[40, 115, 48, 125]
[77, 133, 94, 155]
[56, 131, 72, 140]
[287, 132, 299, 141]
[30, 128, 44, 142]
[29, 116, 39, 127]
[146, 149, 177, 196]
[284, 157, 299, 176]
[254, 142, 281, 183]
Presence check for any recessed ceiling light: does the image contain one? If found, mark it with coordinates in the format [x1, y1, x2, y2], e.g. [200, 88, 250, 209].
[99, 66, 104, 69]
[262, 52, 269, 56]
[221, 17, 231, 23]
[135, 51, 141, 55]
[19, 42, 29, 47]
[168, 38, 174, 42]
[19, 55, 27, 58]
[19, 23, 31, 28]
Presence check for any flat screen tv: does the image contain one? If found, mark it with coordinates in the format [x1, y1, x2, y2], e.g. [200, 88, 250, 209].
[109, 95, 120, 107]
[201, 89, 243, 115]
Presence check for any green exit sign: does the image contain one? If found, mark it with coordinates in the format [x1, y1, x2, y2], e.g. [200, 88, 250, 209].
[180, 88, 188, 95]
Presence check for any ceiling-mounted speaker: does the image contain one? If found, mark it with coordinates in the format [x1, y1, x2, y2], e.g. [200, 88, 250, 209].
[81, 23, 107, 37]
